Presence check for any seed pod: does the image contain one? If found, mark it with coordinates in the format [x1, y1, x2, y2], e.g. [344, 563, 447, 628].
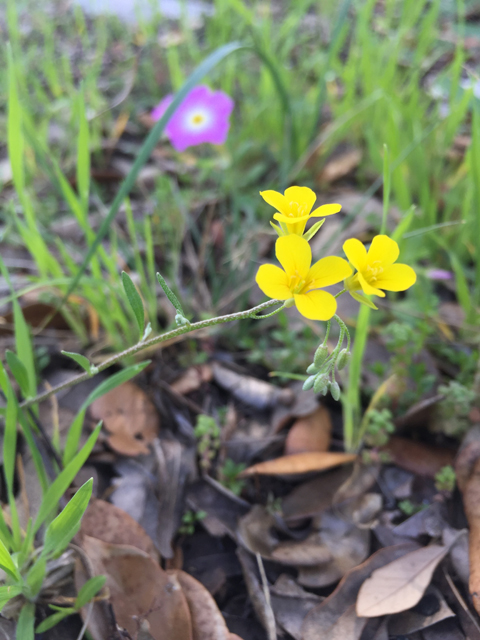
[306, 363, 318, 375]
[313, 373, 329, 395]
[337, 349, 351, 371]
[330, 381, 341, 401]
[313, 344, 329, 368]
[303, 376, 316, 391]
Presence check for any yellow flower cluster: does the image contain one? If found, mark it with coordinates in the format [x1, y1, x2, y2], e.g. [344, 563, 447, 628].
[256, 186, 416, 321]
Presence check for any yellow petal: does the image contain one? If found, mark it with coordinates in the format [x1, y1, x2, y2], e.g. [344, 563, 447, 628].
[294, 290, 337, 320]
[310, 203, 342, 217]
[357, 272, 385, 297]
[255, 264, 292, 300]
[275, 234, 311, 279]
[343, 238, 367, 272]
[273, 212, 311, 225]
[367, 235, 399, 267]
[375, 263, 416, 291]
[260, 190, 288, 214]
[307, 257, 352, 289]
[284, 186, 316, 213]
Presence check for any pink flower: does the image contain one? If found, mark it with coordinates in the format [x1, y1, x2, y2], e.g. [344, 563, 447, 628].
[151, 85, 234, 152]
[426, 269, 453, 281]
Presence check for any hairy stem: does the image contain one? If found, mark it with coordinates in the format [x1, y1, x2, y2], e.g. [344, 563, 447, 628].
[20, 299, 281, 410]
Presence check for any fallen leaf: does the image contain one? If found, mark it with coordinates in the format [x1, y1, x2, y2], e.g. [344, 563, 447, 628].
[237, 548, 276, 640]
[173, 570, 237, 640]
[170, 365, 213, 395]
[271, 535, 333, 566]
[90, 381, 160, 456]
[240, 452, 356, 477]
[212, 362, 294, 410]
[388, 586, 455, 635]
[284, 405, 332, 455]
[78, 536, 193, 640]
[318, 147, 362, 184]
[80, 498, 158, 559]
[301, 544, 417, 640]
[459, 455, 480, 613]
[356, 543, 452, 617]
[271, 382, 319, 433]
[382, 436, 455, 478]
[270, 574, 322, 640]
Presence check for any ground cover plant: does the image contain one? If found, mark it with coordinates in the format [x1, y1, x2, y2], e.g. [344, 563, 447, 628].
[0, 0, 479, 637]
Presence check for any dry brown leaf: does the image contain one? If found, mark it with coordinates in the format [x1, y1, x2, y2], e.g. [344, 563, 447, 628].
[356, 544, 451, 617]
[383, 436, 455, 478]
[173, 570, 236, 640]
[301, 543, 417, 640]
[80, 498, 158, 559]
[460, 456, 480, 613]
[90, 381, 160, 455]
[240, 452, 357, 477]
[270, 575, 321, 640]
[271, 536, 332, 567]
[79, 536, 193, 640]
[212, 362, 294, 410]
[170, 365, 213, 395]
[285, 405, 332, 455]
[318, 147, 362, 184]
[388, 586, 455, 635]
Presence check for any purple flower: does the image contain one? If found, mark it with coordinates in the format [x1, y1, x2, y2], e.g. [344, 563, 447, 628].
[426, 269, 453, 281]
[151, 85, 234, 152]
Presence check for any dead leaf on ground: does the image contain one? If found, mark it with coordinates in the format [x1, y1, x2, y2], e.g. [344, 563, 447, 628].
[90, 381, 160, 455]
[79, 498, 158, 559]
[382, 436, 455, 478]
[212, 362, 294, 410]
[237, 548, 276, 640]
[318, 147, 362, 184]
[388, 585, 455, 635]
[170, 365, 213, 395]
[356, 543, 453, 617]
[270, 575, 322, 640]
[458, 453, 480, 613]
[271, 382, 319, 434]
[301, 543, 417, 640]
[285, 405, 332, 455]
[240, 452, 357, 477]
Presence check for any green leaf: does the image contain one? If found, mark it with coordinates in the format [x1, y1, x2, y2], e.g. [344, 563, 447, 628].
[62, 361, 150, 466]
[25, 557, 46, 597]
[17, 602, 35, 640]
[5, 350, 30, 398]
[74, 575, 106, 610]
[156, 272, 185, 317]
[0, 537, 20, 580]
[34, 425, 101, 534]
[36, 609, 75, 633]
[122, 271, 145, 340]
[61, 351, 94, 374]
[0, 585, 22, 612]
[76, 87, 90, 219]
[42, 479, 93, 558]
[3, 379, 21, 550]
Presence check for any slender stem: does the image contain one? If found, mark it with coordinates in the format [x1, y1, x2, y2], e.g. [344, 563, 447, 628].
[20, 299, 281, 410]
[334, 288, 347, 299]
[323, 319, 331, 345]
[251, 302, 287, 319]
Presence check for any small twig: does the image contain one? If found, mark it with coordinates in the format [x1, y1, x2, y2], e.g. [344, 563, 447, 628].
[255, 552, 277, 640]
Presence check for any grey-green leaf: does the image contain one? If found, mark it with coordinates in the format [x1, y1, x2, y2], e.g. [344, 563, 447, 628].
[61, 351, 92, 373]
[121, 271, 145, 340]
[156, 272, 186, 317]
[16, 602, 35, 640]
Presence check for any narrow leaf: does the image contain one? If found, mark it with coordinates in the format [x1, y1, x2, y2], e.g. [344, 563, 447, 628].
[16, 602, 35, 640]
[121, 271, 145, 340]
[0, 537, 20, 580]
[36, 609, 75, 633]
[42, 479, 93, 558]
[156, 272, 185, 316]
[61, 351, 93, 373]
[75, 575, 106, 610]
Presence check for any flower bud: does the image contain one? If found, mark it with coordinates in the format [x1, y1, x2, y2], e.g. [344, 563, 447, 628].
[313, 345, 329, 368]
[306, 363, 318, 375]
[330, 381, 341, 401]
[313, 373, 329, 395]
[337, 349, 351, 371]
[175, 313, 191, 326]
[303, 375, 316, 391]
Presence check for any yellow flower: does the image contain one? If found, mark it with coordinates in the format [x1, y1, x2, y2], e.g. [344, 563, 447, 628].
[343, 235, 416, 304]
[255, 234, 352, 321]
[260, 186, 341, 236]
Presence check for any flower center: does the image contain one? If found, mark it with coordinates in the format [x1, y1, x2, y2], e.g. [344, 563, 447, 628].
[192, 114, 205, 125]
[287, 201, 308, 219]
[365, 261, 383, 283]
[288, 270, 308, 294]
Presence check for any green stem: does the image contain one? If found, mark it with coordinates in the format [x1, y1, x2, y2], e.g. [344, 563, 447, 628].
[334, 288, 347, 299]
[19, 299, 281, 410]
